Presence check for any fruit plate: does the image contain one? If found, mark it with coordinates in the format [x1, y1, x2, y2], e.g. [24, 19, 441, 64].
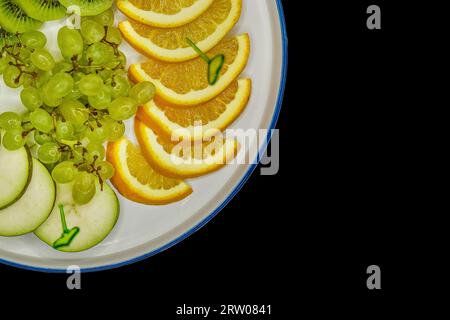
[0, 0, 287, 272]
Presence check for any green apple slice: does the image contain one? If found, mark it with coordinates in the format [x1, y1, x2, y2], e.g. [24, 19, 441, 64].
[0, 159, 55, 236]
[0, 144, 32, 209]
[35, 182, 120, 252]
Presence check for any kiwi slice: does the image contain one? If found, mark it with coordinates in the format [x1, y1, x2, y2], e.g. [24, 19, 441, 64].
[58, 0, 113, 16]
[14, 0, 67, 21]
[0, 0, 42, 32]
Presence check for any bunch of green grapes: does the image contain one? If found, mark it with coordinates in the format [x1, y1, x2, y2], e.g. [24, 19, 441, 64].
[0, 8, 156, 205]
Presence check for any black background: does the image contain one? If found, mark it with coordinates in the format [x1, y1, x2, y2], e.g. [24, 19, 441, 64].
[0, 0, 443, 316]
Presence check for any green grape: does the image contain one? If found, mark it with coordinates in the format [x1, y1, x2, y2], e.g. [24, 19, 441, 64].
[56, 120, 75, 140]
[35, 71, 52, 88]
[34, 131, 53, 145]
[108, 97, 138, 121]
[86, 142, 105, 162]
[81, 19, 105, 44]
[59, 151, 71, 162]
[88, 85, 111, 110]
[78, 74, 103, 96]
[20, 87, 43, 111]
[30, 48, 55, 71]
[21, 112, 30, 122]
[105, 52, 126, 70]
[97, 161, 115, 180]
[2, 129, 25, 150]
[76, 163, 90, 172]
[42, 84, 63, 107]
[72, 172, 96, 205]
[66, 86, 83, 100]
[117, 51, 127, 68]
[72, 71, 85, 83]
[72, 123, 87, 137]
[113, 68, 127, 77]
[0, 112, 21, 130]
[109, 76, 131, 99]
[98, 68, 114, 81]
[59, 99, 89, 125]
[38, 142, 61, 164]
[19, 47, 32, 60]
[85, 122, 108, 143]
[30, 108, 54, 133]
[3, 65, 23, 88]
[92, 7, 114, 26]
[104, 118, 125, 141]
[104, 60, 119, 70]
[105, 27, 122, 45]
[21, 73, 35, 88]
[19, 31, 47, 49]
[129, 81, 156, 105]
[0, 56, 9, 74]
[46, 72, 74, 98]
[53, 62, 72, 74]
[58, 27, 84, 60]
[86, 42, 114, 65]
[52, 161, 77, 184]
[71, 145, 85, 164]
[22, 121, 34, 132]
[78, 48, 90, 66]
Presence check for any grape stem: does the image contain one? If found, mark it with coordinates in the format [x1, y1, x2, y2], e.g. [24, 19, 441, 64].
[1, 40, 38, 86]
[21, 127, 35, 138]
[101, 27, 120, 56]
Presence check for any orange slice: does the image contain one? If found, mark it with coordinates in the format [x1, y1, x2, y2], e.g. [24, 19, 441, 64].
[117, 0, 214, 28]
[129, 34, 250, 106]
[136, 79, 251, 141]
[106, 138, 192, 205]
[135, 119, 239, 179]
[119, 0, 242, 62]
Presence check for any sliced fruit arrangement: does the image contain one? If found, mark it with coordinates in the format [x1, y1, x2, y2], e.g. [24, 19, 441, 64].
[0, 137, 32, 209]
[0, 158, 55, 236]
[135, 119, 239, 179]
[1, 0, 253, 253]
[0, 0, 43, 32]
[107, 137, 192, 204]
[119, 0, 242, 62]
[35, 181, 118, 252]
[129, 34, 250, 106]
[136, 78, 252, 141]
[117, 0, 214, 28]
[0, 5, 155, 252]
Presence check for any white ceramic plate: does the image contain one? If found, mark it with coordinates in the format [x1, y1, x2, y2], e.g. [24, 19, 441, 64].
[0, 0, 287, 272]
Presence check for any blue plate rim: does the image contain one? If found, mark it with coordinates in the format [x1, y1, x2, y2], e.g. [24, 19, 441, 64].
[0, 0, 288, 273]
